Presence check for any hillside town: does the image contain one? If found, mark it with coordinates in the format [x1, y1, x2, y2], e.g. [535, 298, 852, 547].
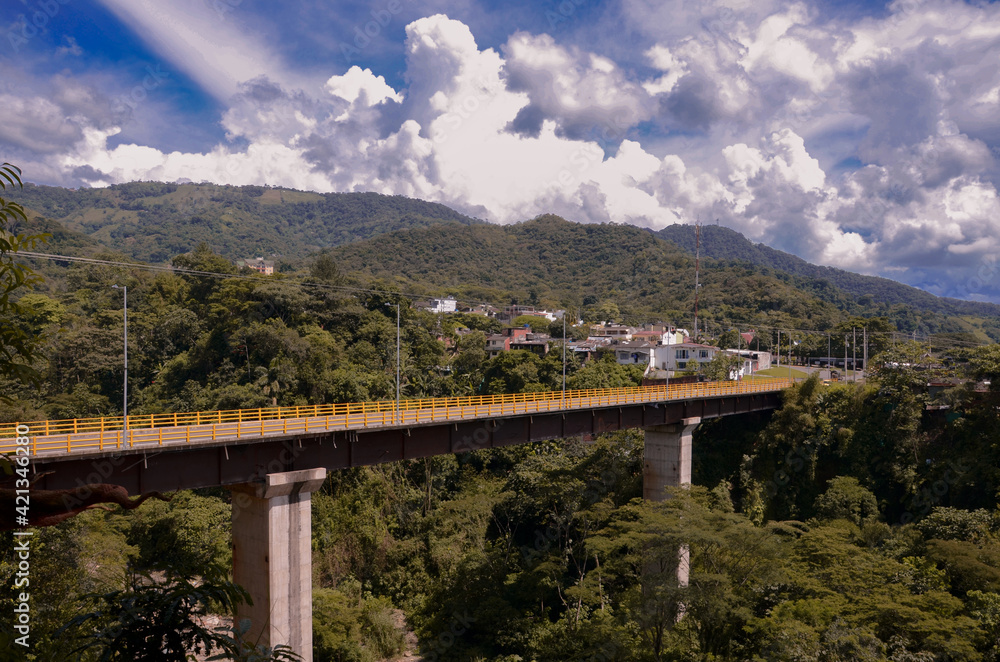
[409, 298, 773, 380]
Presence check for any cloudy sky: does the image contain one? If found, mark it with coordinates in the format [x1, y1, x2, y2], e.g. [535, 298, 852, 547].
[2, 0, 1000, 302]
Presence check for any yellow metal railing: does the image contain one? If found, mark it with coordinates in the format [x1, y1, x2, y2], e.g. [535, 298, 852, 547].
[0, 379, 792, 456]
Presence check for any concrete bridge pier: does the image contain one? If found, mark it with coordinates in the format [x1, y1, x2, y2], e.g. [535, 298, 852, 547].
[643, 417, 700, 588]
[643, 417, 700, 500]
[230, 468, 327, 662]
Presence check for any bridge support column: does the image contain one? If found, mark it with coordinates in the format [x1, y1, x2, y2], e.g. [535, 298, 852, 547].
[643, 417, 700, 590]
[230, 468, 326, 662]
[643, 417, 699, 500]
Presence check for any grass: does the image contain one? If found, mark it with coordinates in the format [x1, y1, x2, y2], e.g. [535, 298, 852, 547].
[755, 366, 811, 379]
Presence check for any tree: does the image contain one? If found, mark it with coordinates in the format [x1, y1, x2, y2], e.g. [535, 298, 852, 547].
[511, 315, 549, 333]
[968, 343, 1000, 388]
[481, 350, 546, 394]
[715, 329, 741, 350]
[590, 488, 787, 661]
[813, 476, 879, 526]
[592, 300, 621, 323]
[58, 573, 301, 661]
[0, 163, 50, 388]
[566, 353, 643, 390]
[702, 351, 743, 381]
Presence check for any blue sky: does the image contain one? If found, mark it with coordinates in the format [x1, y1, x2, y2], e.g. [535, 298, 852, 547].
[3, 0, 1000, 303]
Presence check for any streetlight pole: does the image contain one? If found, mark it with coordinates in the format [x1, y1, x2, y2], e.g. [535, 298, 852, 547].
[852, 327, 857, 383]
[386, 302, 400, 425]
[394, 304, 400, 424]
[844, 335, 849, 381]
[562, 313, 566, 402]
[787, 333, 792, 380]
[112, 285, 128, 445]
[665, 325, 671, 390]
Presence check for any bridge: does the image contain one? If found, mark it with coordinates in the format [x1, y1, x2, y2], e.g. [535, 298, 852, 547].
[1, 378, 792, 661]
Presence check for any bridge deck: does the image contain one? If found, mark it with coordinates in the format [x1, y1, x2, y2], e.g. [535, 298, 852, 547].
[2, 379, 792, 459]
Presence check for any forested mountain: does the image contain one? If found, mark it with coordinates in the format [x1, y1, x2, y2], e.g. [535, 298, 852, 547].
[332, 214, 1000, 341]
[13, 180, 1000, 341]
[12, 181, 480, 263]
[658, 223, 1000, 320]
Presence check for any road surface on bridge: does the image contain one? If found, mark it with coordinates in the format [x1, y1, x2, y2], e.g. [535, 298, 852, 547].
[0, 378, 792, 459]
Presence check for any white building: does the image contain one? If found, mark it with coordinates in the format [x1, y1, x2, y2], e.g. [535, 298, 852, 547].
[590, 324, 634, 341]
[427, 297, 458, 313]
[650, 342, 719, 372]
[632, 327, 685, 345]
[721, 349, 772, 376]
[613, 341, 656, 366]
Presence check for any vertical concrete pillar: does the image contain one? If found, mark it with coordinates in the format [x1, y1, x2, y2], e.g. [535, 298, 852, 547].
[643, 417, 700, 500]
[230, 468, 326, 662]
[644, 417, 700, 590]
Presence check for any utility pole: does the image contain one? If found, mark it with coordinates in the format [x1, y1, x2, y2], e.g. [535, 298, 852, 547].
[665, 324, 672, 389]
[852, 327, 857, 382]
[827, 332, 831, 369]
[395, 304, 400, 424]
[562, 313, 566, 401]
[112, 284, 128, 445]
[385, 302, 400, 425]
[787, 333, 792, 379]
[863, 327, 867, 380]
[694, 221, 701, 339]
[844, 335, 849, 380]
[776, 329, 780, 366]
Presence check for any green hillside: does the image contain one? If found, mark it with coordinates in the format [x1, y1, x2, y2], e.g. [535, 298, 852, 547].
[657, 223, 1000, 322]
[10, 179, 1000, 341]
[332, 214, 1000, 341]
[11, 181, 481, 263]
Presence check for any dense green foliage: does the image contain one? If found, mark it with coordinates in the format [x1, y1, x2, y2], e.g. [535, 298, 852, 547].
[659, 223, 1000, 341]
[301, 370, 1000, 661]
[13, 182, 480, 263]
[0, 163, 51, 387]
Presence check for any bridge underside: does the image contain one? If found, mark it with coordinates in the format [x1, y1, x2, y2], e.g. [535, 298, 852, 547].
[19, 393, 780, 492]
